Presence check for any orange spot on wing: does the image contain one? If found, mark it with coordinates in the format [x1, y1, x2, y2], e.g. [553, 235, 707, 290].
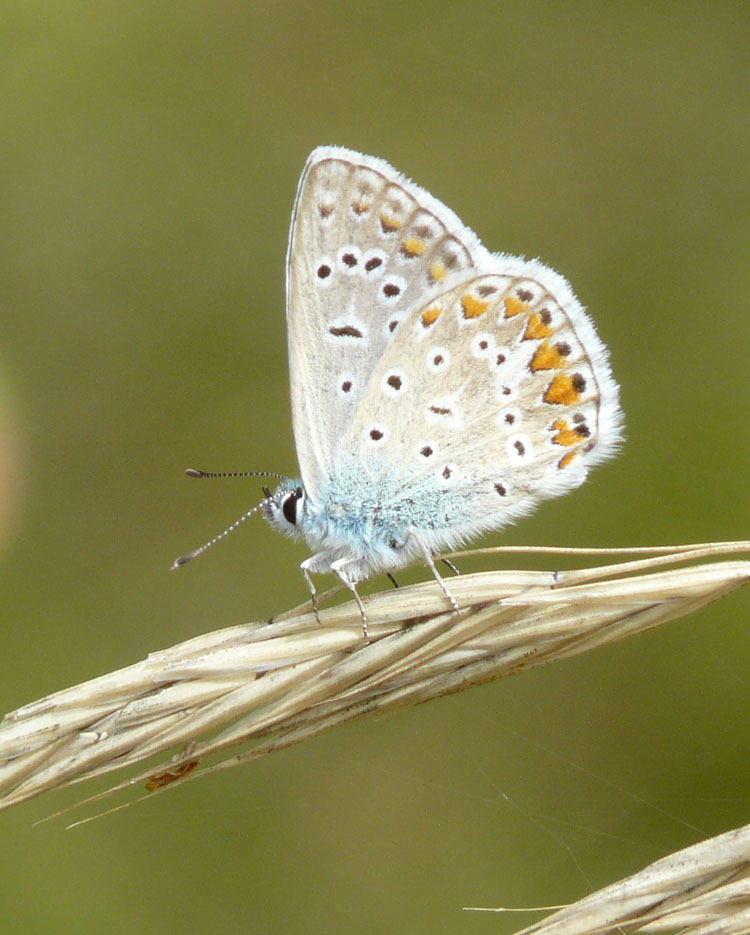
[544, 373, 585, 405]
[429, 261, 447, 281]
[557, 451, 578, 469]
[504, 295, 529, 318]
[380, 214, 401, 232]
[461, 295, 489, 319]
[352, 198, 371, 214]
[551, 418, 580, 447]
[421, 306, 441, 327]
[402, 237, 426, 256]
[523, 312, 553, 340]
[530, 341, 567, 372]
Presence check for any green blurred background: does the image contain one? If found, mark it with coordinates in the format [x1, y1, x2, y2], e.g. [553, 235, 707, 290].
[1, 2, 748, 932]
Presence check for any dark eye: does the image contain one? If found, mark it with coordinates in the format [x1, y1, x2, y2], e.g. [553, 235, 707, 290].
[282, 488, 303, 526]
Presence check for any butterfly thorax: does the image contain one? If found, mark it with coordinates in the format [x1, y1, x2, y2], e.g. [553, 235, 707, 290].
[266, 455, 489, 581]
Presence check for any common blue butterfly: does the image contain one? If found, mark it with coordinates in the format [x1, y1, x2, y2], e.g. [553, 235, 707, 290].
[176, 147, 623, 636]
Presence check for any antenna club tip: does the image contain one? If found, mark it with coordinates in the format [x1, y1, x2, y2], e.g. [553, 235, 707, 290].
[185, 468, 204, 478]
[171, 552, 196, 570]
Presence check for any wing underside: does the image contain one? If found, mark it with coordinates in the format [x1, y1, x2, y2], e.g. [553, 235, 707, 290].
[285, 147, 488, 502]
[285, 147, 622, 530]
[336, 266, 622, 537]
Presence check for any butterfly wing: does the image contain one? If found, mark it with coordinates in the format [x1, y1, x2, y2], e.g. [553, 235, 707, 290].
[286, 146, 490, 504]
[338, 258, 623, 550]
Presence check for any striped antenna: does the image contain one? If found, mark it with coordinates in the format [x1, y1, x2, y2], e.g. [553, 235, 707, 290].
[172, 468, 292, 569]
[184, 468, 290, 481]
[171, 500, 271, 569]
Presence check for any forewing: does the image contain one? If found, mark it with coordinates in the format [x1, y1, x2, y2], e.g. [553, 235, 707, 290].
[339, 259, 623, 542]
[286, 146, 489, 502]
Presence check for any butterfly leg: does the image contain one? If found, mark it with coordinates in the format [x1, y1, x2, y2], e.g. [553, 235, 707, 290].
[299, 560, 322, 624]
[412, 535, 460, 615]
[330, 557, 369, 640]
[441, 558, 460, 576]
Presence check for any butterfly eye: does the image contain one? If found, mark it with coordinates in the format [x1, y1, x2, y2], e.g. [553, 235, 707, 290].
[282, 488, 303, 526]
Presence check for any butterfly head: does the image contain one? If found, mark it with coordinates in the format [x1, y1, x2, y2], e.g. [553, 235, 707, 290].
[261, 478, 307, 540]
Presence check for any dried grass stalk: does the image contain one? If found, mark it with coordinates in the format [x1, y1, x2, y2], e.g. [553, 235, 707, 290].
[0, 541, 747, 819]
[501, 823, 750, 935]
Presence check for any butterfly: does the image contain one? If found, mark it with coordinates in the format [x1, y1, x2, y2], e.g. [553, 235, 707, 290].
[176, 147, 623, 637]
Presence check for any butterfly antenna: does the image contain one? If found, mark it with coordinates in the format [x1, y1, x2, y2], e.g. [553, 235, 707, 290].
[171, 498, 272, 570]
[184, 468, 290, 481]
[172, 469, 295, 569]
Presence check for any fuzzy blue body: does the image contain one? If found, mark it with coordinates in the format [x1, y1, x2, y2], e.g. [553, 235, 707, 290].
[265, 455, 480, 583]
